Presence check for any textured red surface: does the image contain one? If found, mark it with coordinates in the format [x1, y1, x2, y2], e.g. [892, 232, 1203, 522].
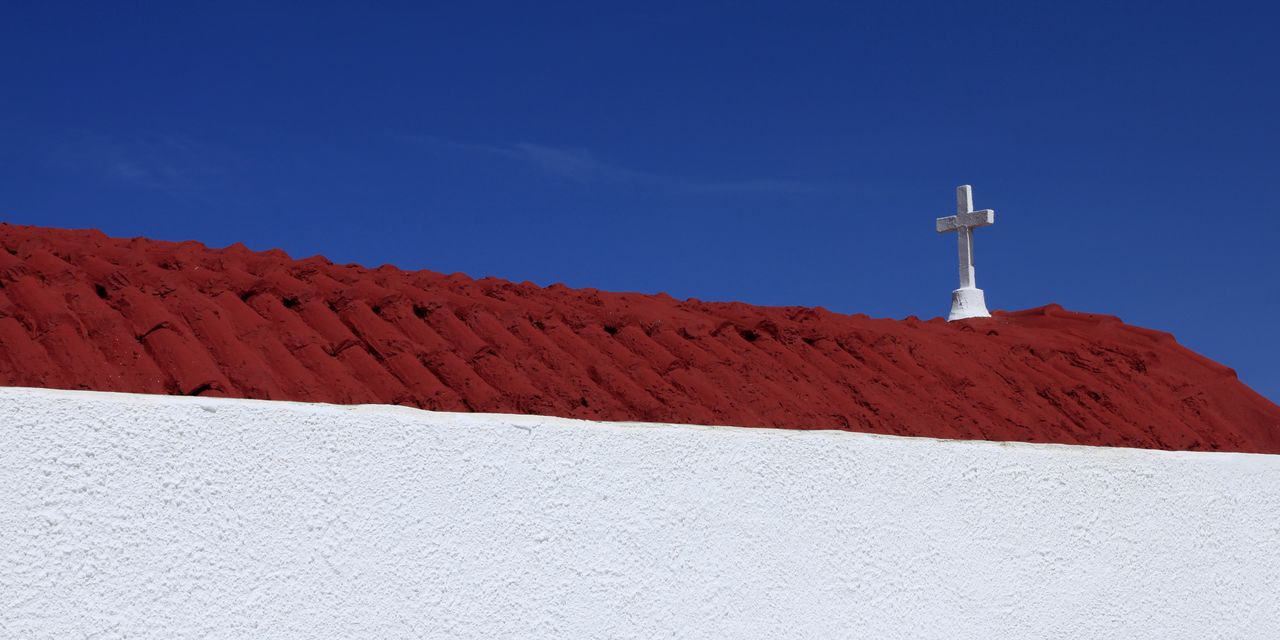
[1, 223, 1277, 453]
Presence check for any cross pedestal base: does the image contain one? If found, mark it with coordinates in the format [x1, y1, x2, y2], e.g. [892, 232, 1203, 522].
[948, 287, 990, 321]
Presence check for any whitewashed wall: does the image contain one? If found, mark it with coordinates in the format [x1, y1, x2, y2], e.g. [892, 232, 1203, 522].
[2, 387, 1278, 639]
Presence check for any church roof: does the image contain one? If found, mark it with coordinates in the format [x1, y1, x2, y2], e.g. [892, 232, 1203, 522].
[1, 223, 1277, 453]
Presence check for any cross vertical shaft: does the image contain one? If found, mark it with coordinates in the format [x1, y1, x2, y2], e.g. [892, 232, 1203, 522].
[955, 184, 977, 288]
[957, 184, 973, 216]
[957, 227, 975, 289]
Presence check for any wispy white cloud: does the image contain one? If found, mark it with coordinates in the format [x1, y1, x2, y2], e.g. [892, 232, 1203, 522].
[423, 137, 831, 196]
[48, 132, 222, 192]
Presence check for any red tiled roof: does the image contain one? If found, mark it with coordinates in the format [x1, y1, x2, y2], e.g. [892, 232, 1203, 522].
[1, 223, 1277, 453]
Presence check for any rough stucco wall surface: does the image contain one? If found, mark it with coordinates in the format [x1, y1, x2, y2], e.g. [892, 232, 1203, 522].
[2, 388, 1278, 639]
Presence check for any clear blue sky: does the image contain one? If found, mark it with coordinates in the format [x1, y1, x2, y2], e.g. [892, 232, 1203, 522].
[1, 2, 1277, 402]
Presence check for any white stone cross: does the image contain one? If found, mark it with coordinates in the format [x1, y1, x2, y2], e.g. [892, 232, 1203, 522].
[936, 185, 995, 321]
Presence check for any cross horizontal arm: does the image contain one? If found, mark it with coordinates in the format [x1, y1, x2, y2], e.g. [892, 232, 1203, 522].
[959, 209, 994, 228]
[935, 209, 994, 233]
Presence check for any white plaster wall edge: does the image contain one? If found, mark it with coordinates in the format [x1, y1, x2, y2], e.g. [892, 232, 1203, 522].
[2, 385, 1274, 465]
[5, 383, 1279, 639]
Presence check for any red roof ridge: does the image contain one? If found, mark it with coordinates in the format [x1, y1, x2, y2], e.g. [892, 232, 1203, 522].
[1, 222, 1277, 453]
